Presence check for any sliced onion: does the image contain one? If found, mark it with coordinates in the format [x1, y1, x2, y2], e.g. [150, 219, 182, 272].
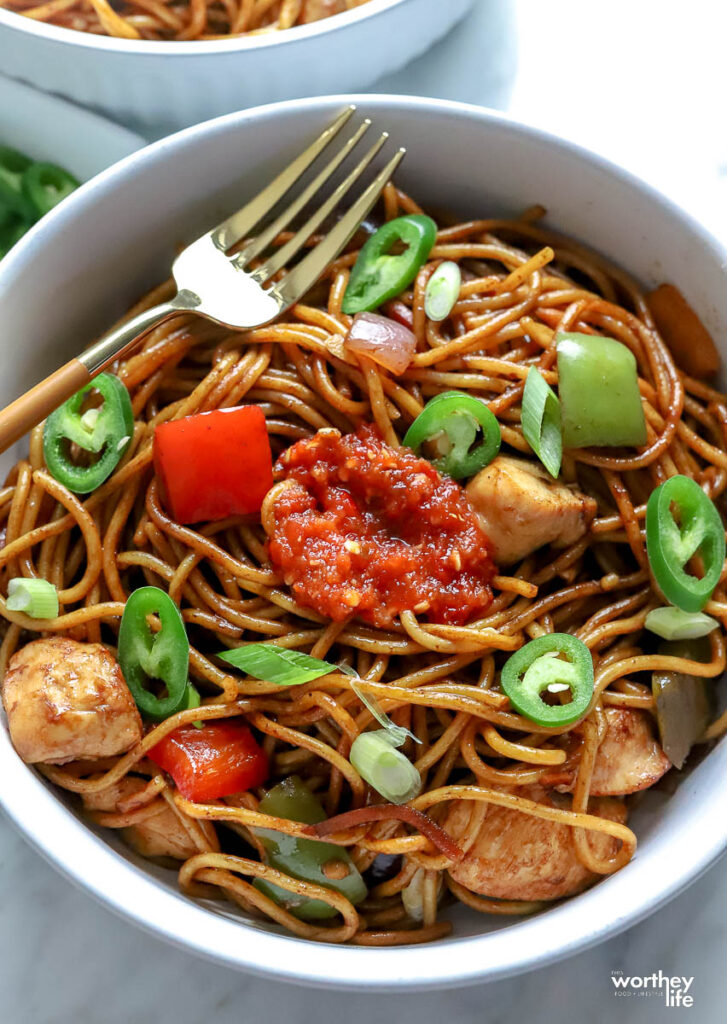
[401, 867, 426, 921]
[383, 300, 414, 328]
[345, 312, 416, 375]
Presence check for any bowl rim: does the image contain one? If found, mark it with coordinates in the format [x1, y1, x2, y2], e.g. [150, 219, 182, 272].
[2, 92, 727, 990]
[0, 0, 415, 56]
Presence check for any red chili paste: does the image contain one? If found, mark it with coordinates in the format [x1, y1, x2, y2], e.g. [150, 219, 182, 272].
[269, 426, 496, 629]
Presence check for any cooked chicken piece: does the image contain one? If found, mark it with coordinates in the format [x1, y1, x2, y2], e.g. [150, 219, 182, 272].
[445, 786, 626, 901]
[465, 455, 597, 565]
[1, 637, 142, 765]
[123, 810, 214, 863]
[83, 776, 217, 862]
[83, 776, 148, 813]
[301, 0, 347, 22]
[570, 708, 670, 796]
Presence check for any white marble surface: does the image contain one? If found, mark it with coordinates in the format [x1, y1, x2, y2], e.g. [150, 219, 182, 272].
[3, 1, 727, 1021]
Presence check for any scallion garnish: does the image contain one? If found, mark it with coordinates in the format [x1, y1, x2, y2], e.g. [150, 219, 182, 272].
[424, 261, 461, 321]
[351, 680, 420, 746]
[645, 606, 719, 641]
[217, 643, 343, 686]
[521, 366, 562, 478]
[349, 730, 422, 804]
[6, 577, 59, 619]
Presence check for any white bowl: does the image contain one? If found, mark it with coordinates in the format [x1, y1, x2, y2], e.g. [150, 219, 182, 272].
[0, 75, 145, 180]
[0, 0, 475, 138]
[1, 94, 726, 990]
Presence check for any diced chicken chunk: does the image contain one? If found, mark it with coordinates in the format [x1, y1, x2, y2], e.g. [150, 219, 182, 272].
[445, 786, 626, 901]
[83, 776, 148, 813]
[465, 455, 597, 565]
[559, 708, 671, 796]
[123, 810, 212, 862]
[1, 637, 142, 765]
[83, 776, 217, 862]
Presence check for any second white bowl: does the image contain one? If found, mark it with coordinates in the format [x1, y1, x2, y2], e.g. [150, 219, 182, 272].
[0, 0, 474, 137]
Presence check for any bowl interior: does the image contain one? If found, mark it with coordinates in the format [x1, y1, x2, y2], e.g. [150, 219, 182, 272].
[1, 95, 726, 989]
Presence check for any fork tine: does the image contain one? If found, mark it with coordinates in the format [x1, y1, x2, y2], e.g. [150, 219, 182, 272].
[251, 134, 393, 285]
[211, 105, 356, 252]
[234, 119, 372, 268]
[272, 147, 406, 309]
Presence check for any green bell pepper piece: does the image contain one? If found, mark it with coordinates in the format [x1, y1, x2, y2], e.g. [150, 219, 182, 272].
[254, 776, 367, 920]
[556, 331, 647, 448]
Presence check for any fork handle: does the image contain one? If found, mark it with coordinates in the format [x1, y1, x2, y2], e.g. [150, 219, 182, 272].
[0, 300, 182, 455]
[0, 359, 93, 453]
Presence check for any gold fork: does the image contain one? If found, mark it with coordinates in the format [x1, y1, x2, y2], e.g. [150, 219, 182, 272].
[0, 106, 405, 453]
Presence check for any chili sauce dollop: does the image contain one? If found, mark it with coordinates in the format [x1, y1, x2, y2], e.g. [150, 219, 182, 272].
[269, 426, 496, 629]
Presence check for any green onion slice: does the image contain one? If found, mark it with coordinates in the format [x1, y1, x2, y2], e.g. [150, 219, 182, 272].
[521, 366, 562, 478]
[350, 680, 420, 746]
[349, 730, 422, 804]
[645, 606, 718, 641]
[217, 643, 345, 686]
[6, 577, 59, 619]
[424, 261, 461, 321]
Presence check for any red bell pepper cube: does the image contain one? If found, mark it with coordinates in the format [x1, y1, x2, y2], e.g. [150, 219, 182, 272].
[153, 405, 273, 524]
[148, 720, 269, 803]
